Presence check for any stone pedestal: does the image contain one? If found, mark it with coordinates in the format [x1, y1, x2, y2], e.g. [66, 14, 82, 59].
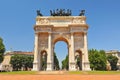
[69, 62, 76, 71]
[32, 61, 39, 71]
[46, 62, 53, 71]
[83, 62, 91, 71]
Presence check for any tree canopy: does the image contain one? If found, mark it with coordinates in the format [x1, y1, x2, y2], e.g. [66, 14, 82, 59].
[10, 54, 33, 71]
[0, 37, 5, 63]
[107, 54, 118, 70]
[54, 52, 60, 70]
[88, 49, 107, 70]
[40, 52, 60, 70]
[62, 55, 69, 70]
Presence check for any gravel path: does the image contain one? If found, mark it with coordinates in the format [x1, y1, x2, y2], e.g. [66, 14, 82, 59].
[0, 75, 120, 80]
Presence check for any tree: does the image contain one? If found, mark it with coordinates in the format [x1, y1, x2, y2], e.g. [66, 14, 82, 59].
[54, 52, 60, 70]
[88, 49, 107, 70]
[10, 54, 23, 71]
[99, 50, 107, 70]
[40, 52, 60, 70]
[0, 37, 5, 63]
[10, 54, 33, 71]
[22, 55, 33, 70]
[62, 55, 69, 70]
[107, 54, 118, 70]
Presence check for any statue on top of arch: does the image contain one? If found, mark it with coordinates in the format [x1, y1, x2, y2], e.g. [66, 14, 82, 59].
[36, 9, 85, 16]
[50, 9, 72, 16]
[37, 10, 43, 16]
[79, 10, 85, 16]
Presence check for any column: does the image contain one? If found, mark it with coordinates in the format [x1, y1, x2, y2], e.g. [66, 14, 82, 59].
[69, 33, 76, 71]
[46, 33, 53, 71]
[83, 32, 91, 71]
[32, 33, 39, 71]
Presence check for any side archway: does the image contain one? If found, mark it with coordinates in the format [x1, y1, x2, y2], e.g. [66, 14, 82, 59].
[40, 50, 47, 71]
[75, 50, 82, 70]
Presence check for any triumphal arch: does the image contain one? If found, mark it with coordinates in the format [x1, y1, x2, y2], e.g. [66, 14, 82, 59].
[32, 9, 90, 71]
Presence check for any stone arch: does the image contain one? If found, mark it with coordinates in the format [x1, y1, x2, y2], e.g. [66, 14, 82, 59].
[53, 36, 69, 45]
[33, 16, 91, 71]
[75, 50, 82, 70]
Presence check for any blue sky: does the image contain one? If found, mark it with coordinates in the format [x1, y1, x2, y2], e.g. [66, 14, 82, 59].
[0, 0, 120, 66]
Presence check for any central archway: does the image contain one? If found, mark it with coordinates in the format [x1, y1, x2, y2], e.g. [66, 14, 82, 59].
[54, 41, 68, 70]
[53, 37, 69, 70]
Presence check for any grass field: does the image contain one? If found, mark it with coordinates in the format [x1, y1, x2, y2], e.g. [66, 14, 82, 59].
[1, 71, 120, 75]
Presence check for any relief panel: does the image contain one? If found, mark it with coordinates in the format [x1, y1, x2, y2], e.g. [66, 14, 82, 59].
[35, 27, 51, 32]
[38, 33, 48, 48]
[52, 27, 69, 33]
[72, 18, 85, 24]
[74, 33, 84, 50]
[36, 18, 49, 25]
[71, 27, 86, 32]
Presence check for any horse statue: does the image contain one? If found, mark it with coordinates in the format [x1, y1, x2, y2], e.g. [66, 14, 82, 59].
[37, 10, 43, 16]
[50, 9, 72, 16]
[79, 10, 85, 16]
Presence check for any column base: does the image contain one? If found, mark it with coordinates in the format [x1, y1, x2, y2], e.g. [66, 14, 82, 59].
[83, 62, 91, 71]
[69, 62, 77, 71]
[69, 68, 76, 71]
[32, 61, 39, 71]
[46, 68, 52, 71]
[46, 62, 53, 71]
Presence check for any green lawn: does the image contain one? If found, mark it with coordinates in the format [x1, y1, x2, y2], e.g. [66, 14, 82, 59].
[1, 71, 120, 75]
